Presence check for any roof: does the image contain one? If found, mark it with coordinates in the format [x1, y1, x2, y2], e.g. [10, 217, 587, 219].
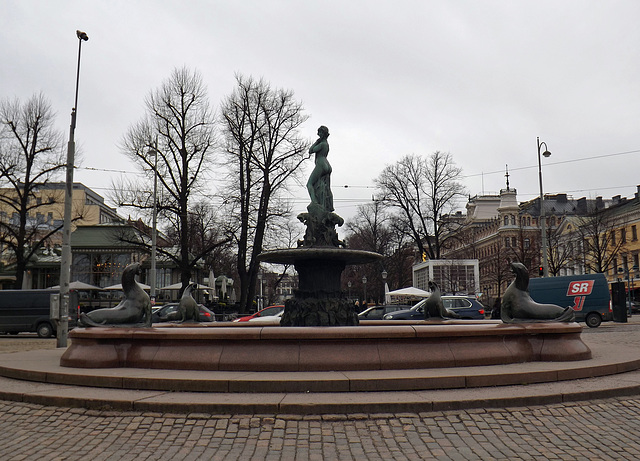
[71, 224, 148, 249]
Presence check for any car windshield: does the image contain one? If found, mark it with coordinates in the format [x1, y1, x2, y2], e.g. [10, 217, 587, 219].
[259, 306, 283, 317]
[361, 307, 383, 317]
[161, 305, 178, 314]
[411, 299, 427, 311]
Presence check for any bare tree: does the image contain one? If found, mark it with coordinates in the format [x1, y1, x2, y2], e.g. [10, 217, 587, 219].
[114, 67, 224, 291]
[220, 74, 309, 311]
[344, 200, 391, 255]
[546, 226, 574, 276]
[344, 201, 414, 302]
[507, 223, 541, 272]
[479, 242, 513, 304]
[579, 205, 627, 273]
[376, 152, 466, 260]
[0, 94, 66, 288]
[344, 200, 390, 303]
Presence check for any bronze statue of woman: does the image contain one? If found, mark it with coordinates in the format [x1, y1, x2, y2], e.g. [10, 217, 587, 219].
[306, 126, 334, 212]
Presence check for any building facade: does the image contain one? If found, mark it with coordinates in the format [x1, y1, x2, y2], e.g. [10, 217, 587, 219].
[441, 185, 618, 307]
[0, 183, 122, 288]
[413, 259, 479, 295]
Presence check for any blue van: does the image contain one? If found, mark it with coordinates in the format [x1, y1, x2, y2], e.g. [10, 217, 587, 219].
[528, 273, 612, 328]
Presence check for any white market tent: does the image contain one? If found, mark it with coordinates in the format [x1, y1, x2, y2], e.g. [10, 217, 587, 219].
[385, 287, 431, 302]
[103, 283, 151, 291]
[159, 282, 210, 290]
[49, 281, 102, 290]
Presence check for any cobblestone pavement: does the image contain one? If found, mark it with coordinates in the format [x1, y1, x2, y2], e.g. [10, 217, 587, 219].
[1, 398, 640, 460]
[1, 321, 639, 460]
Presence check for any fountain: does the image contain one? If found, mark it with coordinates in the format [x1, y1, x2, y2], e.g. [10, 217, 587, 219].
[60, 126, 591, 375]
[259, 125, 381, 326]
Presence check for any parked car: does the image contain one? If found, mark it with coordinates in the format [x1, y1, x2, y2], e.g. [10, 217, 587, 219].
[383, 295, 486, 320]
[151, 303, 215, 323]
[233, 305, 285, 322]
[247, 310, 283, 325]
[0, 289, 78, 337]
[358, 304, 411, 320]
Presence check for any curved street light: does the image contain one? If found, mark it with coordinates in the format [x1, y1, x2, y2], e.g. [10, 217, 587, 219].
[58, 30, 89, 348]
[537, 137, 551, 277]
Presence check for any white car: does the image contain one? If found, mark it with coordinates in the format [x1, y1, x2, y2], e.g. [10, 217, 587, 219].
[247, 310, 283, 325]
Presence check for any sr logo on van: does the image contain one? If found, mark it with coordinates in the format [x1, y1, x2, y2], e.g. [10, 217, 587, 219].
[567, 280, 595, 311]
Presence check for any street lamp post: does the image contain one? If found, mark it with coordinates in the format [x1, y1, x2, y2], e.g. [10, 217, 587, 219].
[362, 276, 367, 306]
[257, 272, 263, 311]
[148, 141, 158, 305]
[381, 269, 388, 304]
[58, 30, 88, 348]
[537, 137, 552, 277]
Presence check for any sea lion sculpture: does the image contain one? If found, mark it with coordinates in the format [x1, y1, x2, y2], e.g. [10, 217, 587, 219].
[424, 281, 461, 319]
[79, 262, 151, 327]
[501, 262, 575, 323]
[160, 282, 199, 323]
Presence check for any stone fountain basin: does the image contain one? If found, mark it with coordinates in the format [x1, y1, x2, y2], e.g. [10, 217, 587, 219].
[60, 321, 591, 372]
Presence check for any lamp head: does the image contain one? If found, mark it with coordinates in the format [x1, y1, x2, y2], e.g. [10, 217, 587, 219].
[542, 150, 551, 158]
[76, 30, 89, 41]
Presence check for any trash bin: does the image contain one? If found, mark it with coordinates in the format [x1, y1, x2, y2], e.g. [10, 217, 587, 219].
[611, 282, 627, 323]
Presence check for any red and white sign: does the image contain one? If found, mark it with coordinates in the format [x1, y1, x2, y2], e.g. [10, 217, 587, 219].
[567, 280, 595, 297]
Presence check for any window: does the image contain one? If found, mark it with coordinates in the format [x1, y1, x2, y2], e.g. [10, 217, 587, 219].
[611, 231, 616, 246]
[632, 225, 637, 241]
[634, 253, 639, 270]
[504, 216, 509, 226]
[505, 237, 511, 248]
[524, 238, 530, 249]
[510, 215, 516, 225]
[621, 227, 627, 244]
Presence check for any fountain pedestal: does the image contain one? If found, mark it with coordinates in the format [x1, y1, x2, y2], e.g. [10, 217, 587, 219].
[258, 248, 382, 326]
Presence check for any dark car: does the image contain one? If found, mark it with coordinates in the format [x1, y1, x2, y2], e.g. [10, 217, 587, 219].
[382, 296, 486, 320]
[358, 304, 411, 320]
[151, 303, 215, 323]
[0, 289, 79, 337]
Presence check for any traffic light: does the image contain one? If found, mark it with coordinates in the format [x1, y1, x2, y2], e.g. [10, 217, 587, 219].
[538, 266, 544, 276]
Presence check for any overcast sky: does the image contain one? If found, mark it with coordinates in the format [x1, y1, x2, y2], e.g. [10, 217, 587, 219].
[2, 0, 640, 223]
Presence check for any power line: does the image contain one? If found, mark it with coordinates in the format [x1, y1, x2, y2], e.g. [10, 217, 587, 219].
[462, 148, 640, 179]
[78, 147, 640, 184]
[77, 147, 640, 207]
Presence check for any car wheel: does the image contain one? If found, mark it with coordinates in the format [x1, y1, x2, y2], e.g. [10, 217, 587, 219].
[585, 313, 602, 328]
[37, 322, 54, 338]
